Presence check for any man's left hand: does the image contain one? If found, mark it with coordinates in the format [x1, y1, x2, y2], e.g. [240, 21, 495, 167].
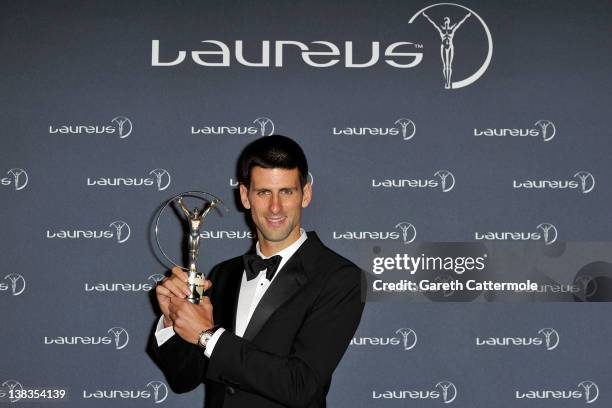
[168, 296, 214, 345]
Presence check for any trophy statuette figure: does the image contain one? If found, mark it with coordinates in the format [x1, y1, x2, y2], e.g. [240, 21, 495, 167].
[154, 191, 227, 304]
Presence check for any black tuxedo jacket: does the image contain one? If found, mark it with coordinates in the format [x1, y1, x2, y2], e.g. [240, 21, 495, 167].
[151, 231, 365, 408]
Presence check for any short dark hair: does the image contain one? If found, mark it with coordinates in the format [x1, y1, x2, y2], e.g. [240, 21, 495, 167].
[238, 135, 309, 188]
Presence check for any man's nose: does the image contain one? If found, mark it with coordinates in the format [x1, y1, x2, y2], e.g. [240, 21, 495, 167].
[269, 193, 281, 213]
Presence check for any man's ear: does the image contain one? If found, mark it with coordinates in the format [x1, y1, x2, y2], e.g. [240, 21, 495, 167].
[301, 181, 312, 208]
[239, 184, 251, 209]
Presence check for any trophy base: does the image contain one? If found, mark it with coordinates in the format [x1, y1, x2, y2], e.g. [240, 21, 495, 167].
[187, 271, 206, 304]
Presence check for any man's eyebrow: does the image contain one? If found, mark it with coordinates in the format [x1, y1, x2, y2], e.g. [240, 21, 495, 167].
[253, 186, 298, 191]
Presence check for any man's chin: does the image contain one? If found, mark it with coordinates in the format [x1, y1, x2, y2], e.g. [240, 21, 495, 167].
[260, 230, 292, 243]
[258, 224, 296, 244]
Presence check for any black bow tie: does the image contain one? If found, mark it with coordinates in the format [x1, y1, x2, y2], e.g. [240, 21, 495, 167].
[243, 254, 282, 281]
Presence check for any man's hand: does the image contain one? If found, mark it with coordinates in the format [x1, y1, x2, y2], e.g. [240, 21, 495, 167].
[155, 267, 212, 328]
[169, 296, 214, 344]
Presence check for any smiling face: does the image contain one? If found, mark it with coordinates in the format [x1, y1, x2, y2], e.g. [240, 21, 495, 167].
[239, 166, 312, 255]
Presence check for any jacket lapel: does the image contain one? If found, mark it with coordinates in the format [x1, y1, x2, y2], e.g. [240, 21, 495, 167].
[241, 249, 309, 341]
[213, 258, 243, 334]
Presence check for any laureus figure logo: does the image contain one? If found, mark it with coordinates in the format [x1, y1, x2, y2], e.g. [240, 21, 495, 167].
[395, 328, 418, 350]
[537, 328, 559, 351]
[434, 274, 455, 297]
[111, 116, 133, 138]
[146, 381, 169, 403]
[421, 11, 471, 90]
[109, 220, 131, 243]
[6, 168, 28, 190]
[574, 275, 597, 300]
[149, 168, 172, 191]
[536, 223, 557, 245]
[253, 117, 275, 136]
[395, 222, 417, 244]
[434, 170, 455, 192]
[107, 327, 129, 350]
[534, 120, 556, 142]
[409, 3, 493, 90]
[148, 274, 166, 284]
[1, 379, 23, 403]
[394, 118, 416, 140]
[577, 381, 599, 403]
[573, 171, 595, 194]
[3, 274, 26, 296]
[435, 380, 457, 403]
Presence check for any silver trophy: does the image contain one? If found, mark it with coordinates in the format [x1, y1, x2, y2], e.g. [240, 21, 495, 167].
[154, 191, 227, 304]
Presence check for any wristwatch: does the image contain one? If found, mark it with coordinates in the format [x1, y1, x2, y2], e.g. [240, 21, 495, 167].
[197, 326, 220, 352]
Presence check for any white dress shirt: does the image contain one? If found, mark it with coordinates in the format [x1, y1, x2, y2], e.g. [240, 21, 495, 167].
[155, 229, 308, 358]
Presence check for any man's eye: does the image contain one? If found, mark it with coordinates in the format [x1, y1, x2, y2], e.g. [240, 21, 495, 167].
[257, 191, 270, 196]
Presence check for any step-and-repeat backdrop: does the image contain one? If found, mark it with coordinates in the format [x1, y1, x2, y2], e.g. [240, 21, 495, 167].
[2, 0, 611, 407]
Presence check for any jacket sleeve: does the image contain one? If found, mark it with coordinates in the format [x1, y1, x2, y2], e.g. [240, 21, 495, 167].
[149, 331, 208, 393]
[205, 265, 365, 408]
[149, 264, 221, 393]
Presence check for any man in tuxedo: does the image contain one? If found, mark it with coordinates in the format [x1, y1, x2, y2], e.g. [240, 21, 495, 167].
[151, 135, 364, 408]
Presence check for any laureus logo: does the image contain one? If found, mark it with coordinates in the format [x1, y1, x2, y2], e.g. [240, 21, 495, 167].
[107, 327, 130, 350]
[111, 116, 133, 138]
[409, 3, 493, 89]
[1, 379, 23, 403]
[574, 275, 598, 299]
[395, 222, 417, 244]
[332, 117, 416, 140]
[475, 223, 557, 245]
[578, 381, 599, 404]
[1, 273, 26, 296]
[351, 327, 417, 350]
[86, 168, 171, 191]
[46, 220, 131, 243]
[434, 275, 456, 297]
[82, 380, 169, 403]
[109, 220, 131, 243]
[574, 171, 595, 194]
[372, 380, 457, 403]
[43, 327, 129, 349]
[538, 328, 560, 350]
[49, 116, 133, 139]
[536, 223, 557, 245]
[199, 230, 255, 240]
[153, 3, 490, 89]
[394, 118, 416, 140]
[333, 221, 416, 243]
[148, 274, 165, 284]
[191, 116, 275, 136]
[513, 171, 595, 194]
[396, 328, 418, 350]
[436, 381, 458, 404]
[146, 381, 169, 404]
[534, 120, 556, 141]
[474, 120, 556, 141]
[1, 168, 28, 190]
[372, 170, 455, 192]
[84, 274, 166, 293]
[435, 170, 455, 192]
[149, 169, 172, 191]
[476, 328, 559, 351]
[515, 380, 598, 403]
[253, 117, 275, 136]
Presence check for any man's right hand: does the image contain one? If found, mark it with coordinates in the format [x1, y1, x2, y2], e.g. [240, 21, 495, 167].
[155, 267, 212, 328]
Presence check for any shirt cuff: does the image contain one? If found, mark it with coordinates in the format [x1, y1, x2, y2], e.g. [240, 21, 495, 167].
[154, 315, 176, 346]
[204, 327, 226, 358]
